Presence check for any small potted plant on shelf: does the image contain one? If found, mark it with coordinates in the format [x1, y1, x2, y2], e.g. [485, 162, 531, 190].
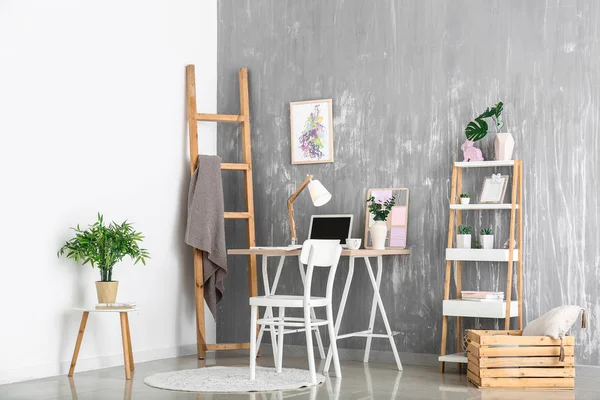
[460, 193, 470, 205]
[462, 101, 506, 161]
[366, 195, 395, 250]
[58, 213, 150, 303]
[480, 227, 494, 249]
[473, 240, 483, 249]
[456, 225, 472, 249]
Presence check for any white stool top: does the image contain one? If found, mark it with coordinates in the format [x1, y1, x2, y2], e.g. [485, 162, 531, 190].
[74, 306, 139, 313]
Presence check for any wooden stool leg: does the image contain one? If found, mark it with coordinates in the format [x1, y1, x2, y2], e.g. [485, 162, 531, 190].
[124, 313, 134, 371]
[68, 311, 89, 377]
[120, 312, 132, 379]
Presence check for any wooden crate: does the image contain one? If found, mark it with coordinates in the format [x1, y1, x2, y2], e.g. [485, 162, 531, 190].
[466, 329, 575, 389]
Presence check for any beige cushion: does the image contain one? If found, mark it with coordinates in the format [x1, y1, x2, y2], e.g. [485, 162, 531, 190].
[522, 305, 583, 339]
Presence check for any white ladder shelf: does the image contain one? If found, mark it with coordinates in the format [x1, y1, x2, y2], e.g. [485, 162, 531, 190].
[439, 160, 523, 371]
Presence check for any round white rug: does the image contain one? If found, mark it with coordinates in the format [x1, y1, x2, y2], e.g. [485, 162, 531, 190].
[144, 366, 325, 393]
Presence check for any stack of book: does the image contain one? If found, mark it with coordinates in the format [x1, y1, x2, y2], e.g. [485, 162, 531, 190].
[461, 291, 504, 302]
[95, 302, 136, 310]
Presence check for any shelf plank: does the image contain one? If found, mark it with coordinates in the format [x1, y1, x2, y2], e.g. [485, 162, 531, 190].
[443, 299, 519, 318]
[454, 160, 516, 168]
[450, 203, 519, 210]
[439, 352, 467, 364]
[446, 249, 519, 262]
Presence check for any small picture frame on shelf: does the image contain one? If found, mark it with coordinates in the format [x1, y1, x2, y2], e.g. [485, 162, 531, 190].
[479, 174, 509, 204]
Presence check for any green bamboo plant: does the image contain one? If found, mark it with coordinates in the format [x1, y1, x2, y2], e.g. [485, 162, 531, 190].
[367, 196, 396, 221]
[465, 101, 504, 142]
[58, 213, 149, 282]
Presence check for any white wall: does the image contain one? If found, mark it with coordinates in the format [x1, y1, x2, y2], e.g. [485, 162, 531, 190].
[0, 0, 217, 384]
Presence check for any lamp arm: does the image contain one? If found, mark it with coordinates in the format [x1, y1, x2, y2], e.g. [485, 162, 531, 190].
[287, 174, 313, 243]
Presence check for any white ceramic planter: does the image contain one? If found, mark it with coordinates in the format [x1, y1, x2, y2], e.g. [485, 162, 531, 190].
[495, 133, 515, 160]
[456, 234, 471, 249]
[481, 235, 494, 249]
[370, 221, 388, 250]
[460, 197, 471, 205]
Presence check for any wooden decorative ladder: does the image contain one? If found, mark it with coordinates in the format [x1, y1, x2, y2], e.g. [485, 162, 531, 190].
[439, 160, 523, 372]
[186, 65, 258, 358]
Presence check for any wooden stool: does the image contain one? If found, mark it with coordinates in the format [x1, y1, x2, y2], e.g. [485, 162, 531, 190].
[68, 307, 138, 379]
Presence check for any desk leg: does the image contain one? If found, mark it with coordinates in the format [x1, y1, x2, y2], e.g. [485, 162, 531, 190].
[119, 312, 133, 379]
[364, 256, 380, 363]
[124, 313, 134, 371]
[297, 257, 326, 359]
[324, 256, 355, 372]
[364, 256, 403, 370]
[256, 255, 285, 358]
[68, 311, 89, 377]
[259, 255, 279, 368]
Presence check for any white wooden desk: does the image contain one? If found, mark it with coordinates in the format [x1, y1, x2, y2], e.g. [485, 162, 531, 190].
[228, 247, 411, 371]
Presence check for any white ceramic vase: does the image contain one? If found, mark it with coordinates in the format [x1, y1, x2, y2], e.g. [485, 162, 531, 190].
[456, 234, 471, 249]
[481, 234, 494, 250]
[460, 197, 470, 205]
[495, 133, 515, 160]
[370, 221, 388, 250]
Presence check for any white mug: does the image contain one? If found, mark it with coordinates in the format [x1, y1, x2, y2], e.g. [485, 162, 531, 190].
[346, 238, 362, 250]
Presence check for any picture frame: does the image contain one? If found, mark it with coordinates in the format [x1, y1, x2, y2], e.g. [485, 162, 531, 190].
[479, 174, 509, 204]
[363, 188, 409, 249]
[290, 99, 334, 164]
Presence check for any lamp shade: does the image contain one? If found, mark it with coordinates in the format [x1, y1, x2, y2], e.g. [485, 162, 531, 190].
[307, 180, 331, 207]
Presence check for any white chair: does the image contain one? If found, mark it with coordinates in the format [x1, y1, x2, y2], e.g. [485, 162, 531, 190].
[249, 239, 343, 384]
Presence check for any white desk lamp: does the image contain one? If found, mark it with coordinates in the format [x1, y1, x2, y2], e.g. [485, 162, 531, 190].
[287, 174, 331, 245]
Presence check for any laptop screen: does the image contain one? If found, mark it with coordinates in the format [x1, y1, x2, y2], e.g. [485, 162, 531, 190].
[309, 215, 353, 244]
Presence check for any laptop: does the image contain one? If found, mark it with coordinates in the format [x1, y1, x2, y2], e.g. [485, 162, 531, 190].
[308, 214, 354, 246]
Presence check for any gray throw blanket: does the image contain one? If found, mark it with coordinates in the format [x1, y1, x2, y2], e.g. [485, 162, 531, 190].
[185, 155, 227, 318]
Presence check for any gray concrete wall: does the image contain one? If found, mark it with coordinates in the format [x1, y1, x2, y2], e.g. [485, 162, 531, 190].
[215, 0, 600, 365]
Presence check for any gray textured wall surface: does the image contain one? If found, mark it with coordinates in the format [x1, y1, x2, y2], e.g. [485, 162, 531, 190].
[215, 0, 600, 365]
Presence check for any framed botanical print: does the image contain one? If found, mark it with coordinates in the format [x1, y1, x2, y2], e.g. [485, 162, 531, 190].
[290, 99, 334, 164]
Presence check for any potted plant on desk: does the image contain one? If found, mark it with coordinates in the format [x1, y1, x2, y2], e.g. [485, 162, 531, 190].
[366, 196, 395, 250]
[58, 213, 150, 303]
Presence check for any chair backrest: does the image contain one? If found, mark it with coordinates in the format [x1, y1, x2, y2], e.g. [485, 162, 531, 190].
[300, 240, 343, 303]
[300, 239, 341, 266]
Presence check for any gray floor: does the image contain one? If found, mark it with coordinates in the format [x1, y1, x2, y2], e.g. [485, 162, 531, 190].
[1, 354, 598, 400]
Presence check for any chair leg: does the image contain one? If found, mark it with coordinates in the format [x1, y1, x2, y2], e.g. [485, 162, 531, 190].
[267, 308, 279, 370]
[304, 306, 317, 385]
[311, 308, 326, 359]
[277, 307, 285, 373]
[250, 305, 258, 380]
[298, 258, 325, 359]
[326, 304, 342, 378]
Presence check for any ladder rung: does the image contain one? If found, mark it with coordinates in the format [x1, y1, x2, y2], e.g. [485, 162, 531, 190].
[196, 113, 246, 123]
[224, 212, 252, 219]
[221, 163, 249, 170]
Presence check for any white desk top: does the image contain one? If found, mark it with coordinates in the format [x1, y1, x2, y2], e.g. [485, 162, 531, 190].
[228, 247, 411, 256]
[74, 307, 139, 313]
